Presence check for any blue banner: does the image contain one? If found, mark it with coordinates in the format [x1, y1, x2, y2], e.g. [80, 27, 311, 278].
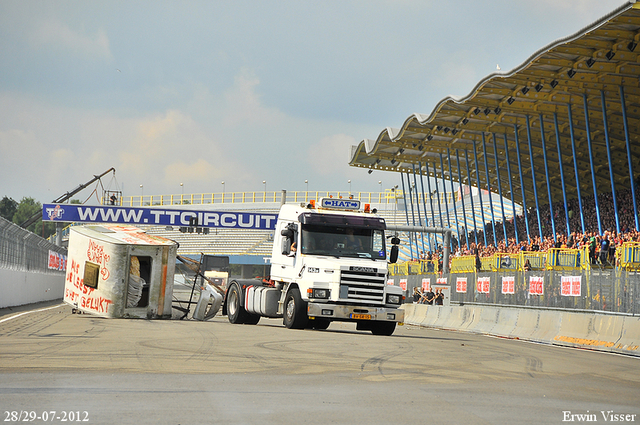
[42, 204, 278, 230]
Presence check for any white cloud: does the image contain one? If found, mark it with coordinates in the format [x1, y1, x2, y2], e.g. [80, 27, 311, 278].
[28, 18, 112, 60]
[221, 68, 287, 128]
[308, 134, 358, 176]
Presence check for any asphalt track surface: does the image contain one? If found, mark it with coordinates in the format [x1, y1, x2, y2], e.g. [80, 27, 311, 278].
[0, 302, 639, 425]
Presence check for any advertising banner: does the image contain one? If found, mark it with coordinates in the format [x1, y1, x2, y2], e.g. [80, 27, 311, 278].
[48, 250, 67, 271]
[421, 278, 431, 292]
[561, 276, 582, 296]
[477, 276, 490, 294]
[456, 277, 467, 293]
[501, 276, 515, 295]
[399, 279, 408, 291]
[43, 203, 278, 230]
[529, 276, 544, 295]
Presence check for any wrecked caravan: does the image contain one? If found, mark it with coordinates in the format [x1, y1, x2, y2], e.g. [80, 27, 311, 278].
[64, 224, 178, 319]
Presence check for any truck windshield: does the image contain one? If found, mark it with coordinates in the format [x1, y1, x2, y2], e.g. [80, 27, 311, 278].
[300, 224, 386, 259]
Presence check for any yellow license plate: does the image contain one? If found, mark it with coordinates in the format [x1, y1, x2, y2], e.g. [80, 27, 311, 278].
[351, 313, 371, 320]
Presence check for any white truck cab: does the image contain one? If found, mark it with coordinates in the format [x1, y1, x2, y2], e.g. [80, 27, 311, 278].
[224, 198, 404, 335]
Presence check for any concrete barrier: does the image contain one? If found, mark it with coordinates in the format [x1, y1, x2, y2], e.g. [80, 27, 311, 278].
[491, 308, 520, 338]
[0, 269, 65, 309]
[614, 316, 640, 354]
[404, 303, 640, 357]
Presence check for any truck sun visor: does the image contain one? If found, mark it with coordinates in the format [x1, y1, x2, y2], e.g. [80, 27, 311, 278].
[298, 213, 385, 230]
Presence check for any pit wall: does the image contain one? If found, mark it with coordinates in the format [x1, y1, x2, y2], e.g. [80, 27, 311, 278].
[402, 303, 640, 357]
[0, 269, 64, 309]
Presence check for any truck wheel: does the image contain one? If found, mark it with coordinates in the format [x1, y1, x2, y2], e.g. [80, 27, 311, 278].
[311, 319, 330, 330]
[283, 287, 308, 329]
[370, 321, 396, 336]
[244, 313, 261, 325]
[226, 284, 248, 324]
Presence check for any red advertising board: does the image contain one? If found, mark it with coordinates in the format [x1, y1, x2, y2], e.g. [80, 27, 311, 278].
[456, 277, 467, 293]
[501, 276, 515, 294]
[529, 276, 544, 295]
[476, 276, 490, 294]
[421, 278, 431, 292]
[399, 279, 408, 291]
[561, 276, 581, 296]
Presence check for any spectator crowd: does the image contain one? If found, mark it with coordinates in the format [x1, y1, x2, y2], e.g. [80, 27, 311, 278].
[409, 178, 640, 267]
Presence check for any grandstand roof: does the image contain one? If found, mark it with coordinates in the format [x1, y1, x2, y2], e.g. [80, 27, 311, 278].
[349, 2, 640, 208]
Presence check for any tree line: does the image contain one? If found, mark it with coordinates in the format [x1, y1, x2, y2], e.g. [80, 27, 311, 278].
[0, 196, 79, 240]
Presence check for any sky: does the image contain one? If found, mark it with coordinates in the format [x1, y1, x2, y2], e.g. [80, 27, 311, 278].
[0, 0, 628, 204]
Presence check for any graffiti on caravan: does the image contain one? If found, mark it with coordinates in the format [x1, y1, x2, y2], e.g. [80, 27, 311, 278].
[42, 204, 278, 230]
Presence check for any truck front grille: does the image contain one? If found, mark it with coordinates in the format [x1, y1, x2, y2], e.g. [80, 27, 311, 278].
[339, 267, 386, 305]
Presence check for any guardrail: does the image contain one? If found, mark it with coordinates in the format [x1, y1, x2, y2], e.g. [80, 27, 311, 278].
[113, 190, 458, 207]
[618, 242, 640, 271]
[393, 242, 640, 275]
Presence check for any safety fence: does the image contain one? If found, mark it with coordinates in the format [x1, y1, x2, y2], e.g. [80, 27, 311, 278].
[392, 269, 640, 315]
[389, 242, 640, 275]
[0, 216, 67, 274]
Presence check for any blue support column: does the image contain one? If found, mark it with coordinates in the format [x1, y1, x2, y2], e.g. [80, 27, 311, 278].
[407, 171, 419, 255]
[424, 162, 437, 229]
[619, 85, 640, 231]
[567, 104, 586, 234]
[465, 151, 479, 246]
[553, 113, 571, 238]
[412, 164, 427, 255]
[526, 115, 544, 242]
[491, 133, 508, 246]
[447, 149, 462, 249]
[481, 133, 498, 245]
[601, 90, 620, 234]
[503, 133, 519, 244]
[434, 161, 444, 229]
[538, 114, 556, 242]
[400, 172, 415, 260]
[439, 153, 452, 229]
[514, 124, 531, 242]
[583, 94, 603, 235]
[419, 162, 434, 252]
[473, 139, 488, 246]
[456, 149, 470, 249]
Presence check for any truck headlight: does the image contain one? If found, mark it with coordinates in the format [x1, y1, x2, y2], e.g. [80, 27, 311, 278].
[386, 294, 401, 305]
[312, 288, 330, 299]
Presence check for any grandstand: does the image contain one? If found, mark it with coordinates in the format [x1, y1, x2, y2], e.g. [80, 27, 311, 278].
[102, 188, 517, 266]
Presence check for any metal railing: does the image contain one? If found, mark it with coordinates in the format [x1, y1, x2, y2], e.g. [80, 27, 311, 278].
[115, 190, 457, 207]
[0, 216, 67, 274]
[393, 242, 640, 275]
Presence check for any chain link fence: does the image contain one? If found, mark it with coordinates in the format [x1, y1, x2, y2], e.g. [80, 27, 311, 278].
[393, 269, 640, 315]
[0, 216, 67, 274]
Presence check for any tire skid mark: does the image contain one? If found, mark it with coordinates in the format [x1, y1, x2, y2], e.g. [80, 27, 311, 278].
[360, 341, 414, 377]
[187, 326, 218, 362]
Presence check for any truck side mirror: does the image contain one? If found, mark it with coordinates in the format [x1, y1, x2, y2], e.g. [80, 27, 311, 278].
[389, 245, 398, 264]
[281, 236, 291, 255]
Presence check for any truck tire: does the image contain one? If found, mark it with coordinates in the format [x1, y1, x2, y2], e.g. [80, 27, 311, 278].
[244, 313, 261, 325]
[283, 287, 308, 329]
[226, 284, 248, 324]
[370, 321, 396, 336]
